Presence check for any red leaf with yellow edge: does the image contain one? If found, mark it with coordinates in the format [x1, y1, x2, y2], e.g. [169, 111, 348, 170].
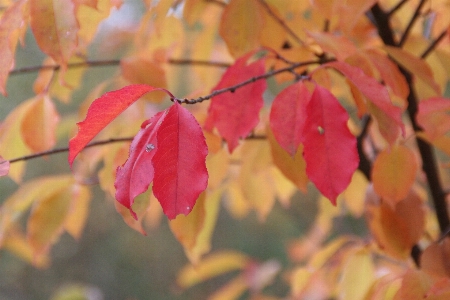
[324, 61, 405, 144]
[372, 144, 418, 206]
[219, 0, 263, 58]
[269, 81, 310, 156]
[205, 52, 266, 152]
[21, 95, 60, 152]
[115, 111, 166, 220]
[68, 84, 172, 166]
[302, 84, 358, 205]
[0, 0, 28, 96]
[153, 102, 208, 220]
[267, 128, 308, 193]
[384, 45, 441, 95]
[365, 186, 425, 260]
[30, 0, 78, 69]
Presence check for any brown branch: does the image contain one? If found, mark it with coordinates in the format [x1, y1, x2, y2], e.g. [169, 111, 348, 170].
[398, 0, 426, 47]
[256, 0, 305, 46]
[387, 0, 409, 16]
[9, 59, 231, 76]
[357, 115, 372, 180]
[175, 58, 330, 104]
[9, 137, 133, 164]
[421, 29, 448, 58]
[371, 1, 449, 267]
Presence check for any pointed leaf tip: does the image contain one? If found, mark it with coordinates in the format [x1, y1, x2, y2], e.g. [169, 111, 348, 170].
[115, 111, 167, 220]
[68, 84, 172, 167]
[302, 84, 358, 204]
[153, 102, 208, 219]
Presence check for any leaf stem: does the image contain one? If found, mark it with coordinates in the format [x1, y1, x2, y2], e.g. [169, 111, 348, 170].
[398, 0, 426, 47]
[420, 29, 448, 58]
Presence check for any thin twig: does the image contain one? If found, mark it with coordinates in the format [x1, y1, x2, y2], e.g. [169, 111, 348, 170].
[387, 0, 409, 16]
[357, 115, 372, 180]
[9, 59, 231, 76]
[256, 0, 305, 46]
[421, 29, 448, 58]
[9, 138, 133, 164]
[398, 0, 426, 47]
[175, 58, 330, 104]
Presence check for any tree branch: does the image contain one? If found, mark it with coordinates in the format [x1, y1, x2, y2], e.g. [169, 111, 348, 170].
[174, 58, 331, 104]
[256, 0, 305, 46]
[398, 0, 426, 47]
[371, 0, 450, 234]
[420, 29, 448, 58]
[387, 0, 409, 16]
[9, 59, 231, 76]
[357, 115, 372, 180]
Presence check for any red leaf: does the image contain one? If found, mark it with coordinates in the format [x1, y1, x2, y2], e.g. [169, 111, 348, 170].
[269, 81, 310, 156]
[153, 102, 208, 220]
[68, 84, 172, 166]
[114, 111, 166, 220]
[205, 53, 266, 152]
[324, 61, 405, 144]
[302, 84, 358, 204]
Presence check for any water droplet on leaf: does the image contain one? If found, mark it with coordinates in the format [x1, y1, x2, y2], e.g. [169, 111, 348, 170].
[145, 144, 155, 152]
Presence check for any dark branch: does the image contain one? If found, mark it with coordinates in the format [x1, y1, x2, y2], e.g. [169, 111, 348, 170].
[175, 58, 332, 104]
[257, 0, 305, 46]
[370, 4, 397, 45]
[387, 0, 409, 16]
[398, 0, 426, 47]
[9, 59, 231, 76]
[9, 138, 134, 164]
[357, 115, 372, 180]
[421, 29, 448, 58]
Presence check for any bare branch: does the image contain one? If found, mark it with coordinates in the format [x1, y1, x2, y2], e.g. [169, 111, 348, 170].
[256, 0, 305, 46]
[387, 0, 409, 16]
[175, 58, 330, 104]
[421, 29, 448, 58]
[9, 137, 133, 164]
[398, 0, 426, 47]
[9, 58, 231, 76]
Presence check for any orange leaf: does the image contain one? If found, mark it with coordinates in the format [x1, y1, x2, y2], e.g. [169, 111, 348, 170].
[30, 0, 78, 69]
[372, 144, 418, 206]
[64, 184, 91, 240]
[421, 237, 450, 278]
[307, 31, 357, 61]
[384, 45, 441, 95]
[219, 0, 263, 58]
[21, 94, 60, 152]
[0, 0, 28, 95]
[365, 187, 425, 259]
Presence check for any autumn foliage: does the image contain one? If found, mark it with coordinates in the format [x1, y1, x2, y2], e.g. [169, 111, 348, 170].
[1, 0, 450, 298]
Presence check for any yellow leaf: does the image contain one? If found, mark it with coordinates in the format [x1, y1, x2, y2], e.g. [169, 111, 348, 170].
[0, 99, 35, 182]
[267, 128, 308, 193]
[2, 227, 50, 268]
[50, 56, 88, 103]
[394, 270, 433, 300]
[372, 144, 418, 206]
[183, 0, 208, 26]
[27, 185, 73, 256]
[338, 247, 375, 300]
[177, 251, 250, 288]
[258, 1, 287, 50]
[307, 31, 357, 61]
[30, 0, 78, 69]
[121, 55, 168, 103]
[115, 188, 152, 235]
[219, 0, 263, 58]
[224, 180, 251, 219]
[21, 94, 60, 152]
[270, 166, 296, 207]
[64, 184, 91, 240]
[343, 170, 369, 218]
